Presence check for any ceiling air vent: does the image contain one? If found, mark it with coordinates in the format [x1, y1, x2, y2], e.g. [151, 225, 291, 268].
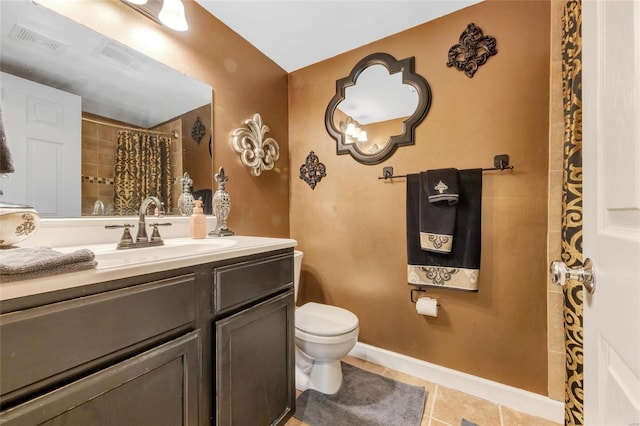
[9, 23, 66, 55]
[93, 40, 139, 70]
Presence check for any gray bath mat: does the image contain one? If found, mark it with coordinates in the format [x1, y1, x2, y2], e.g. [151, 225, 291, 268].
[294, 362, 426, 426]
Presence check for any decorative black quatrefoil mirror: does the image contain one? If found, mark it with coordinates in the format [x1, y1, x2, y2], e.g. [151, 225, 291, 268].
[325, 52, 432, 165]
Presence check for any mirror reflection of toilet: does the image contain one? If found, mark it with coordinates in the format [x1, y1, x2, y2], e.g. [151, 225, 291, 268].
[293, 250, 359, 394]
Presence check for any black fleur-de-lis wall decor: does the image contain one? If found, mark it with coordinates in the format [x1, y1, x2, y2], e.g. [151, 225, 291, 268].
[446, 23, 497, 78]
[191, 116, 206, 144]
[299, 151, 326, 190]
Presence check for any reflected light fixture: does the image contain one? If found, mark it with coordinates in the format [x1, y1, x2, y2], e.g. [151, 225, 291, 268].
[122, 0, 188, 32]
[159, 0, 189, 31]
[340, 116, 368, 143]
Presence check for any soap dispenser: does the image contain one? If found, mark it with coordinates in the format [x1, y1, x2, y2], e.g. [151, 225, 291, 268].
[190, 198, 206, 239]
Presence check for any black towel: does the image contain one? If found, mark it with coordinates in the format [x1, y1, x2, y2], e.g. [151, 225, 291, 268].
[0, 107, 15, 175]
[425, 168, 459, 204]
[407, 169, 482, 291]
[419, 169, 458, 253]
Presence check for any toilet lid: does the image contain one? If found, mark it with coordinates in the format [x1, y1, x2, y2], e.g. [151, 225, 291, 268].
[296, 302, 359, 336]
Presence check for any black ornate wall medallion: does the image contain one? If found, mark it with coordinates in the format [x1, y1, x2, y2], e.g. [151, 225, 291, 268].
[299, 151, 326, 190]
[191, 116, 205, 144]
[446, 23, 497, 78]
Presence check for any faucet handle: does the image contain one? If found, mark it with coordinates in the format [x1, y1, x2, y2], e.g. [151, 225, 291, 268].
[105, 224, 135, 246]
[148, 222, 172, 242]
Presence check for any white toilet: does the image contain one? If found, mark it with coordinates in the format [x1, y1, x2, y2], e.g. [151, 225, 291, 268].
[293, 250, 359, 395]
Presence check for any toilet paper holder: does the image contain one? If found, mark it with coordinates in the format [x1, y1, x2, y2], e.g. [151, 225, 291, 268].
[410, 287, 440, 306]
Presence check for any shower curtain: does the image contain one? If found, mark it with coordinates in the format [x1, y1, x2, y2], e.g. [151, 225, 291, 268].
[113, 130, 173, 216]
[561, 1, 583, 424]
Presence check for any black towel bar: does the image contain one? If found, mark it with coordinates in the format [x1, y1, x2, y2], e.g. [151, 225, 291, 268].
[378, 154, 514, 180]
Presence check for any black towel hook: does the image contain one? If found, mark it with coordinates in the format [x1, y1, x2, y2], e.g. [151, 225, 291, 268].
[494, 154, 511, 170]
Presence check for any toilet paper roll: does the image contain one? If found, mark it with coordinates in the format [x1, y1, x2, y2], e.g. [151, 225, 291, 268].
[416, 297, 438, 317]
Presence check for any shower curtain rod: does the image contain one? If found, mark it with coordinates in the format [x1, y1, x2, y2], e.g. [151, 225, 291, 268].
[81, 117, 178, 139]
[378, 154, 514, 180]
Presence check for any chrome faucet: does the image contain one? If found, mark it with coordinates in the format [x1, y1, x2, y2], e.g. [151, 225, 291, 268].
[137, 196, 163, 243]
[105, 196, 171, 250]
[92, 200, 105, 216]
[105, 196, 171, 249]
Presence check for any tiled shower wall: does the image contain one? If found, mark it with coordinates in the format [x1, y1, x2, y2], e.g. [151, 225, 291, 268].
[547, 0, 565, 402]
[81, 116, 118, 216]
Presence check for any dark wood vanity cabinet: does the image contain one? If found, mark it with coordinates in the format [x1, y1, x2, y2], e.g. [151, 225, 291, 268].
[0, 273, 200, 425]
[0, 248, 295, 426]
[1, 331, 200, 425]
[213, 253, 295, 426]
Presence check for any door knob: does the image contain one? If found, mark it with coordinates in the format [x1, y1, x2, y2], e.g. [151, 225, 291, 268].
[549, 258, 596, 294]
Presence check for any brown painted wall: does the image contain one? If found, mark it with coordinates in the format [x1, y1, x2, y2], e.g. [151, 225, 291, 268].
[41, 0, 290, 238]
[289, 0, 550, 395]
[45, 0, 552, 396]
[181, 104, 212, 193]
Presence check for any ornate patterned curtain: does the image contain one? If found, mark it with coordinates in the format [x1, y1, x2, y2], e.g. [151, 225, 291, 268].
[561, 1, 583, 424]
[113, 130, 172, 215]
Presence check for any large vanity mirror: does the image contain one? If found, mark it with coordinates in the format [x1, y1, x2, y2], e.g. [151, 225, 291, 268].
[0, 0, 213, 217]
[325, 53, 431, 165]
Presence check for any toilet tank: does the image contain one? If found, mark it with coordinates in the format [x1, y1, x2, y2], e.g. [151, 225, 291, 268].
[293, 250, 303, 302]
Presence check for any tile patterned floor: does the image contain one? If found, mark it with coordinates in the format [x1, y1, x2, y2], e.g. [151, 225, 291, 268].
[286, 356, 561, 426]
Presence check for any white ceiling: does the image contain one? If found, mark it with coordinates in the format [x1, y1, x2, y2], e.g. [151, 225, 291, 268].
[195, 0, 482, 73]
[0, 0, 211, 128]
[195, 0, 482, 124]
[0, 0, 481, 128]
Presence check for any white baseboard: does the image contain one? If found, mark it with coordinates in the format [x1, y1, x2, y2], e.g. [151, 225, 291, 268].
[349, 342, 564, 424]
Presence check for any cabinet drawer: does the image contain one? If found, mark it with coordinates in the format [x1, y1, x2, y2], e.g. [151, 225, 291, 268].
[213, 253, 293, 315]
[0, 274, 196, 404]
[0, 331, 200, 425]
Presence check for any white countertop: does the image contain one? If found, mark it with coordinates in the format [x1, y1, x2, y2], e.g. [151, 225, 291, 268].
[0, 235, 297, 302]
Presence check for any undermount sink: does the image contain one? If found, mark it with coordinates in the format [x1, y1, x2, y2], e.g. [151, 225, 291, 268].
[58, 237, 237, 269]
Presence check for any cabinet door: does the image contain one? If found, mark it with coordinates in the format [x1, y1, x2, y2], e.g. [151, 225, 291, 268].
[216, 291, 294, 426]
[0, 331, 200, 426]
[1, 274, 196, 406]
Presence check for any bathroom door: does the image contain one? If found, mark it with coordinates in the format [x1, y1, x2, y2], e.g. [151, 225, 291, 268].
[582, 1, 640, 424]
[0, 71, 81, 217]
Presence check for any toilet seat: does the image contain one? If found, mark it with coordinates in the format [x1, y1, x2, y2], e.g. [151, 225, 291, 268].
[295, 302, 359, 336]
[295, 326, 359, 345]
